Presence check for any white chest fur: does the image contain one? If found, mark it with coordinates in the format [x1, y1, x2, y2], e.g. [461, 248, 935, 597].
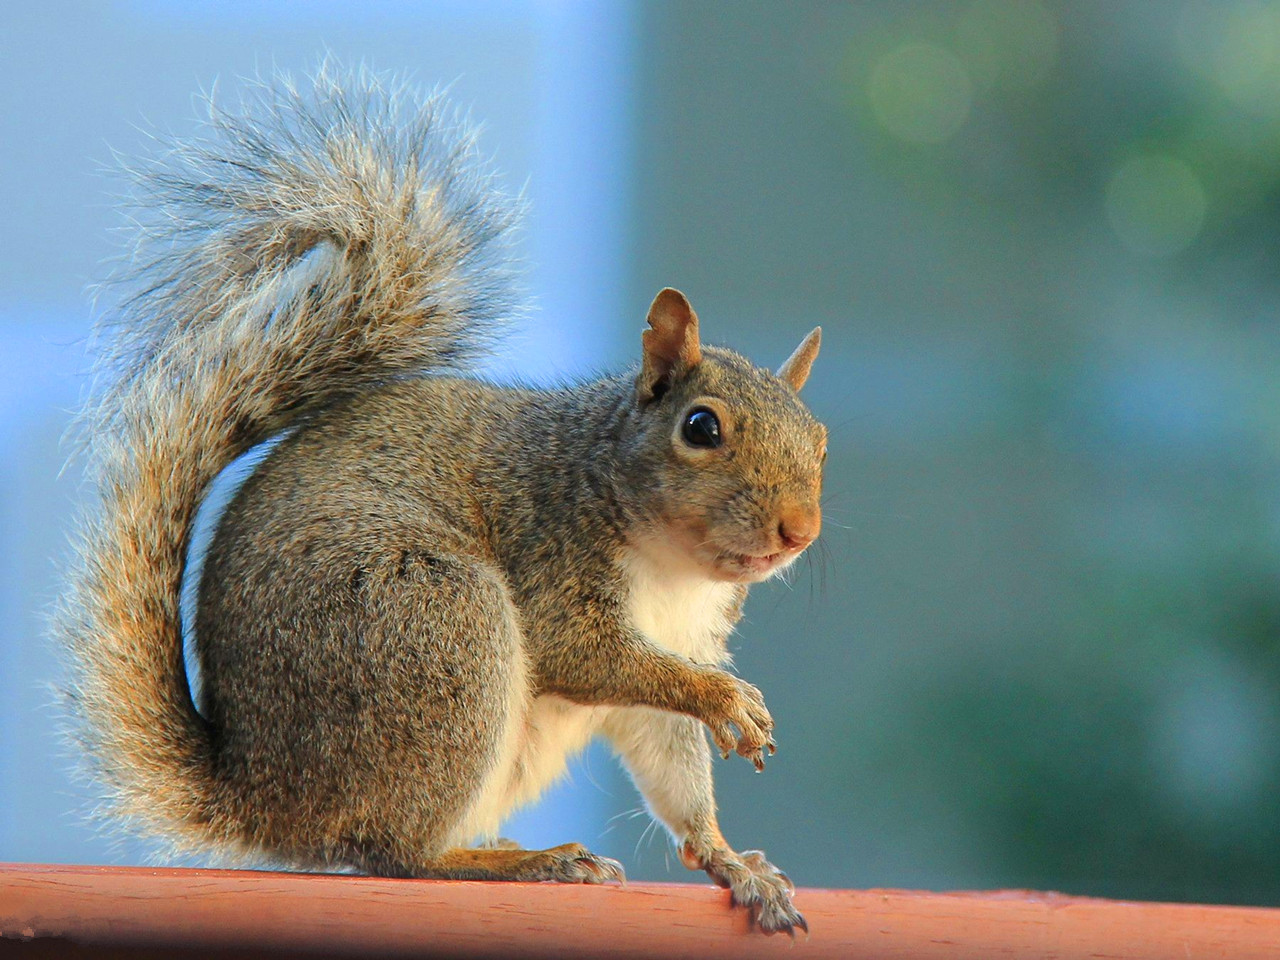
[622, 541, 739, 665]
[453, 541, 739, 844]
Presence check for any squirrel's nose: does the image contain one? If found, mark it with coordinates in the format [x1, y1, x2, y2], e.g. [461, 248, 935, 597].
[777, 505, 820, 551]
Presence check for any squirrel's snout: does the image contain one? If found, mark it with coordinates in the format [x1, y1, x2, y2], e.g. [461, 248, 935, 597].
[777, 504, 821, 551]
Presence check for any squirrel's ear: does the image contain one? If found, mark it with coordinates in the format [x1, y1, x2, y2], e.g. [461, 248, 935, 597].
[638, 288, 702, 403]
[777, 326, 821, 391]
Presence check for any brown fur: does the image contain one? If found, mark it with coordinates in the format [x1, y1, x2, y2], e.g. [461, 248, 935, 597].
[56, 65, 825, 935]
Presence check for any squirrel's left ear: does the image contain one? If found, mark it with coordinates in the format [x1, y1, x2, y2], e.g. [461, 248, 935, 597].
[777, 327, 822, 391]
[638, 288, 702, 403]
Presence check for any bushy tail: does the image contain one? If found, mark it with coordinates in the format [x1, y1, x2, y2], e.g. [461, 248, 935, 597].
[55, 62, 521, 853]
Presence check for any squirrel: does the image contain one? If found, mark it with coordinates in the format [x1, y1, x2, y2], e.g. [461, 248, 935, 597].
[55, 64, 826, 936]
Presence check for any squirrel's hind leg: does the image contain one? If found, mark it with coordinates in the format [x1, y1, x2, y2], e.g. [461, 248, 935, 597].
[359, 843, 624, 883]
[212, 548, 531, 877]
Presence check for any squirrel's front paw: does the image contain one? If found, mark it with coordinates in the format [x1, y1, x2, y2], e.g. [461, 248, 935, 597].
[681, 842, 806, 936]
[700, 672, 776, 771]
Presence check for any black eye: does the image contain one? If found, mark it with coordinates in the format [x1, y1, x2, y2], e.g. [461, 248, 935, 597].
[681, 407, 722, 448]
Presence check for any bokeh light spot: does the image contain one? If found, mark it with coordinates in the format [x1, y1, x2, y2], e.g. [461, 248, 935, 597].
[1177, 1, 1280, 120]
[1215, 2, 1280, 109]
[869, 42, 973, 144]
[1105, 154, 1207, 258]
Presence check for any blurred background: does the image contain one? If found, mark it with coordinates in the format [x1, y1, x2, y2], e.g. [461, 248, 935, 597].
[4, 0, 1280, 906]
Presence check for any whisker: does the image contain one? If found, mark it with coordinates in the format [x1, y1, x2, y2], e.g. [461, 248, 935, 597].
[635, 816, 662, 861]
[579, 748, 612, 797]
[805, 549, 816, 609]
[605, 805, 646, 829]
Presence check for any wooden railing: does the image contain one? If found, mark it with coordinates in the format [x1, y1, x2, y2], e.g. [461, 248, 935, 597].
[3, 863, 1280, 958]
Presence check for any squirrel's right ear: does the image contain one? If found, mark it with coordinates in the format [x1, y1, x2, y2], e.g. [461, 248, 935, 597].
[638, 288, 702, 404]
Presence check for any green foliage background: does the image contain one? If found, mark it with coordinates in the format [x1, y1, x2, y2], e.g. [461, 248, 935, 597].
[611, 1, 1280, 903]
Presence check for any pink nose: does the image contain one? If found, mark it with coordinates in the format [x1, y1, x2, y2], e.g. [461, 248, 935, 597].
[777, 506, 820, 551]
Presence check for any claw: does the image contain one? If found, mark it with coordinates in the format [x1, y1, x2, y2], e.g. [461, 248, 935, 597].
[766, 738, 777, 756]
[756, 910, 790, 937]
[600, 858, 626, 884]
[573, 854, 625, 884]
[758, 907, 808, 938]
[707, 848, 805, 936]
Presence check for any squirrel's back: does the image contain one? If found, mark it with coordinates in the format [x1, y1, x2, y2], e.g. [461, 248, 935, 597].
[55, 63, 523, 854]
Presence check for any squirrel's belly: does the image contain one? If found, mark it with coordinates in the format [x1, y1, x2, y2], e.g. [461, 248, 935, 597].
[510, 696, 604, 809]
[446, 643, 535, 845]
[449, 690, 603, 845]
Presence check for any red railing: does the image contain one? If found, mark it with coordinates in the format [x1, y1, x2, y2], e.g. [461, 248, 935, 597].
[3, 863, 1279, 958]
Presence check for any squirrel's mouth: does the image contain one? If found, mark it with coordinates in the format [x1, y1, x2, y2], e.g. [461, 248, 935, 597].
[664, 518, 804, 582]
[716, 548, 793, 581]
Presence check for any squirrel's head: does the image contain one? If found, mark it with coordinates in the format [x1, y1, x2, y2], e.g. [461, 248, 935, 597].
[623, 288, 826, 584]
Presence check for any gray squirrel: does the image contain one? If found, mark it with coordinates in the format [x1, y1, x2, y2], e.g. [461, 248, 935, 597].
[57, 64, 826, 935]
